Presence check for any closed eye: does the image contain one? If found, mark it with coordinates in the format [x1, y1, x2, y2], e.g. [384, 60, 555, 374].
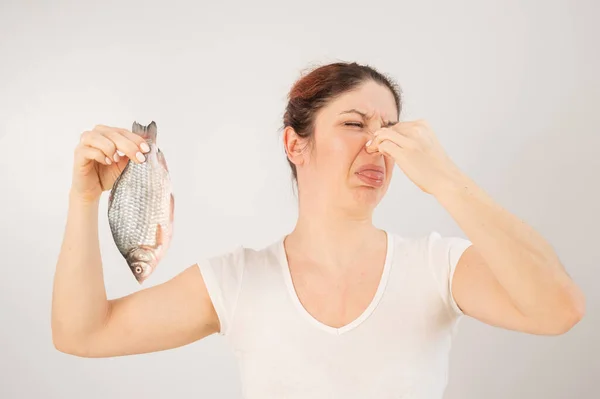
[344, 122, 364, 128]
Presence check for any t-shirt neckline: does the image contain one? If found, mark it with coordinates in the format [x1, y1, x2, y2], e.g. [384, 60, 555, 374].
[277, 230, 395, 336]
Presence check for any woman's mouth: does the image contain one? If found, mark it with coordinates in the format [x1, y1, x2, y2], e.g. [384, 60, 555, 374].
[355, 165, 385, 187]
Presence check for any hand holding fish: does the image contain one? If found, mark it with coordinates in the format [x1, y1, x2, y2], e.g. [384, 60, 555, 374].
[365, 119, 465, 196]
[71, 124, 151, 202]
[71, 121, 174, 283]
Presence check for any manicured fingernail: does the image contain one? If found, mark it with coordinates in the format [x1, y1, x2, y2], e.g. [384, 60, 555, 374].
[113, 153, 120, 162]
[365, 140, 372, 147]
[140, 142, 150, 153]
[105, 156, 112, 165]
[136, 152, 146, 162]
[117, 150, 125, 156]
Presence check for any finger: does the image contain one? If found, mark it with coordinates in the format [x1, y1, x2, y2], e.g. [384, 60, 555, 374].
[392, 121, 427, 138]
[114, 128, 151, 153]
[93, 126, 149, 162]
[393, 120, 425, 129]
[366, 128, 413, 153]
[76, 145, 113, 166]
[101, 129, 148, 164]
[376, 139, 403, 159]
[96, 125, 151, 154]
[375, 127, 413, 142]
[80, 131, 119, 163]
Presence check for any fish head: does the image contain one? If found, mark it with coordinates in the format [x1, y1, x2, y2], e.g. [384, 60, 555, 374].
[126, 248, 156, 283]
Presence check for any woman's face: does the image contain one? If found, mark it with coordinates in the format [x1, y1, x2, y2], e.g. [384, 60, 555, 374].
[289, 80, 399, 214]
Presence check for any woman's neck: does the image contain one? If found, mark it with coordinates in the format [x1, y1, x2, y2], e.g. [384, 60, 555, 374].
[285, 204, 385, 272]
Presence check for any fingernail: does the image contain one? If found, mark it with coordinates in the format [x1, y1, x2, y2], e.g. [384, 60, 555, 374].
[113, 153, 120, 162]
[117, 150, 125, 157]
[365, 140, 372, 147]
[105, 156, 112, 165]
[136, 152, 146, 162]
[140, 142, 150, 153]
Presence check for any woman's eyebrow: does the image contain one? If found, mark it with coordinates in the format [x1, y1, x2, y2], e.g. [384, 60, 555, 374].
[340, 109, 368, 118]
[339, 109, 398, 126]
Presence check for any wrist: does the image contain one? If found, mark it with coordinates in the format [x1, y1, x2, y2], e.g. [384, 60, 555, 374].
[432, 169, 474, 202]
[68, 188, 102, 208]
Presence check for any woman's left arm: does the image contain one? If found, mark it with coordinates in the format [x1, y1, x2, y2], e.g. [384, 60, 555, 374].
[434, 172, 585, 334]
[368, 120, 586, 335]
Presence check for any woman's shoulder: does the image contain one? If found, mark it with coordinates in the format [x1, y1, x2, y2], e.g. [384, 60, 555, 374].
[194, 236, 288, 335]
[198, 229, 472, 274]
[387, 229, 471, 252]
[386, 229, 472, 279]
[386, 229, 472, 317]
[196, 235, 285, 273]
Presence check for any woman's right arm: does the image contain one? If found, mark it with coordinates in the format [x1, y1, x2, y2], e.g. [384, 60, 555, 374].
[51, 125, 220, 358]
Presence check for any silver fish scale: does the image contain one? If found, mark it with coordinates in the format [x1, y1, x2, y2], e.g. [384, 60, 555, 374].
[108, 153, 172, 257]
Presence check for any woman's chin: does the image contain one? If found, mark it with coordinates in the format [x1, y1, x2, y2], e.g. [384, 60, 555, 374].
[350, 184, 385, 206]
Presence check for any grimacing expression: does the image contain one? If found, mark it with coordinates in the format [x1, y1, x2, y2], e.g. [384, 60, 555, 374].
[292, 80, 399, 209]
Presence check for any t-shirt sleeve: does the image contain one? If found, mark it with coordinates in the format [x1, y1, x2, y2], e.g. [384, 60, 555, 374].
[426, 231, 473, 317]
[196, 245, 246, 336]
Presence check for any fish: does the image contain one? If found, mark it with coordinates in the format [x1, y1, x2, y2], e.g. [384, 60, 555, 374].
[107, 121, 174, 284]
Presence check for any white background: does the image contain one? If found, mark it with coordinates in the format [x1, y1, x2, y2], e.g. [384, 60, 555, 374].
[1, 0, 598, 398]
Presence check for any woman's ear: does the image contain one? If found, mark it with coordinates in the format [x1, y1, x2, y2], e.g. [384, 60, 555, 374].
[283, 126, 308, 167]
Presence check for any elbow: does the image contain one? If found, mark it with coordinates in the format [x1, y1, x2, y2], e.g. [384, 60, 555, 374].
[547, 307, 584, 336]
[544, 288, 586, 336]
[561, 282, 586, 333]
[52, 337, 73, 355]
[51, 305, 113, 358]
[52, 332, 79, 356]
[51, 327, 93, 358]
[562, 293, 586, 333]
[53, 338, 93, 358]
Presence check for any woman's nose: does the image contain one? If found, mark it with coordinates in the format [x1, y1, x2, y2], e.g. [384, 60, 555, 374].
[362, 117, 384, 152]
[365, 119, 383, 139]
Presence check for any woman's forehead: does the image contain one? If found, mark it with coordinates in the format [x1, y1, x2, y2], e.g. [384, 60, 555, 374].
[327, 86, 397, 120]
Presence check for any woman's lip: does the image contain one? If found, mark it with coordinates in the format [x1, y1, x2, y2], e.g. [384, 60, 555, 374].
[355, 164, 385, 187]
[356, 170, 384, 180]
[355, 171, 384, 187]
[356, 164, 385, 174]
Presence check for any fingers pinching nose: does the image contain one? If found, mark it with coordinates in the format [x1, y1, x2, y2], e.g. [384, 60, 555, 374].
[365, 139, 379, 154]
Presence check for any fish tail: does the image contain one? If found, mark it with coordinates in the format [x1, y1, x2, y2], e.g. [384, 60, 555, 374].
[132, 121, 158, 142]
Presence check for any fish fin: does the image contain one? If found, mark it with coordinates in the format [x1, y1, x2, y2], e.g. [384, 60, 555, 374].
[154, 223, 164, 251]
[157, 148, 169, 172]
[131, 121, 158, 142]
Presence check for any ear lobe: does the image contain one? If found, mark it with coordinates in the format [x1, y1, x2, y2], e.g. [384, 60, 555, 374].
[283, 126, 306, 166]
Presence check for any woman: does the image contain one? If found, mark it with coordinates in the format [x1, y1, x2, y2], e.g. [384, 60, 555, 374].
[51, 62, 585, 398]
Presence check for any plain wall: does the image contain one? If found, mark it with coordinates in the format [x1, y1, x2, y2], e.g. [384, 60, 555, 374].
[1, 0, 598, 398]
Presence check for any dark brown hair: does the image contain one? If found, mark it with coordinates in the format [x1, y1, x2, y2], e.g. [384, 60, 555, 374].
[282, 61, 403, 186]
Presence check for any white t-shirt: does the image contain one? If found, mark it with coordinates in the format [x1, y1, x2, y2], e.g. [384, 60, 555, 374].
[198, 230, 472, 399]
